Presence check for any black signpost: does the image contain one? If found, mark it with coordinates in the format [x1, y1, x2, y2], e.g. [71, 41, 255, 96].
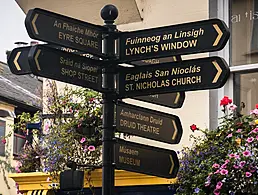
[118, 56, 230, 98]
[7, 46, 32, 75]
[28, 45, 104, 91]
[115, 139, 179, 178]
[25, 8, 106, 57]
[119, 19, 230, 62]
[116, 101, 182, 144]
[7, 4, 231, 195]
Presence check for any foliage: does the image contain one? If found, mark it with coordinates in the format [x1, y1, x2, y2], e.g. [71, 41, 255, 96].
[175, 96, 258, 195]
[12, 80, 103, 182]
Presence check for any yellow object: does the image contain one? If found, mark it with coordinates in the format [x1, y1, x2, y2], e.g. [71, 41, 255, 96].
[235, 138, 241, 146]
[255, 119, 258, 124]
[9, 169, 177, 191]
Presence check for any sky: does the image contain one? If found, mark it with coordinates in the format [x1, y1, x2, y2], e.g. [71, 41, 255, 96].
[0, 0, 32, 63]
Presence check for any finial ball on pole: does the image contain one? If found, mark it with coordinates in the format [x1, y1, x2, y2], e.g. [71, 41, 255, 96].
[101, 4, 118, 22]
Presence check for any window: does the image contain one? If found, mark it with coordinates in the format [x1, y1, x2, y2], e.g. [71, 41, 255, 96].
[231, 0, 258, 66]
[0, 120, 6, 156]
[13, 133, 26, 155]
[230, 0, 258, 114]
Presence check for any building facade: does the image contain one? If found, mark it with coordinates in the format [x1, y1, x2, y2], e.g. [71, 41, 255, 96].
[0, 61, 42, 195]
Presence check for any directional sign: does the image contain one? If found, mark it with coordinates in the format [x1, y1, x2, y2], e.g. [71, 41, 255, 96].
[115, 139, 179, 178]
[116, 101, 182, 144]
[119, 19, 230, 62]
[28, 45, 104, 91]
[7, 47, 32, 75]
[130, 55, 185, 108]
[133, 92, 185, 108]
[25, 8, 106, 57]
[117, 56, 230, 98]
[130, 56, 182, 66]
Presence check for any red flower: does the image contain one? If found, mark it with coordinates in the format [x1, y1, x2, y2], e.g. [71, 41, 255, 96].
[190, 124, 198, 132]
[256, 104, 258, 109]
[1, 139, 6, 144]
[220, 96, 232, 106]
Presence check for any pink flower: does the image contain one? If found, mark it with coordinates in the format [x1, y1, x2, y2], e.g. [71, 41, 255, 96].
[220, 169, 228, 175]
[216, 181, 223, 190]
[221, 164, 227, 169]
[212, 163, 220, 169]
[83, 145, 88, 152]
[214, 169, 220, 174]
[234, 154, 240, 159]
[233, 164, 240, 169]
[213, 189, 220, 195]
[1, 139, 6, 144]
[80, 137, 86, 143]
[228, 104, 237, 111]
[225, 159, 230, 164]
[88, 145, 95, 151]
[247, 137, 254, 143]
[240, 161, 246, 167]
[256, 135, 258, 141]
[246, 172, 252, 177]
[236, 129, 242, 133]
[252, 128, 258, 133]
[228, 153, 235, 158]
[227, 133, 233, 138]
[243, 150, 251, 157]
[250, 108, 258, 115]
[249, 166, 256, 173]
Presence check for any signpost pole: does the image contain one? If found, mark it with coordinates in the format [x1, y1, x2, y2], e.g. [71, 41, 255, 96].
[101, 5, 118, 195]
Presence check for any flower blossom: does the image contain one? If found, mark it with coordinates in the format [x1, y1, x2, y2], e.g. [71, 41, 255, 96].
[246, 172, 252, 177]
[228, 103, 237, 111]
[190, 124, 198, 132]
[227, 133, 233, 138]
[247, 137, 254, 143]
[1, 139, 6, 144]
[194, 187, 200, 193]
[250, 108, 258, 115]
[216, 181, 223, 190]
[242, 150, 251, 157]
[240, 161, 246, 167]
[220, 96, 232, 106]
[220, 169, 228, 175]
[88, 145, 95, 151]
[212, 163, 220, 169]
[236, 129, 242, 133]
[80, 137, 86, 143]
[213, 189, 220, 195]
[229, 153, 235, 158]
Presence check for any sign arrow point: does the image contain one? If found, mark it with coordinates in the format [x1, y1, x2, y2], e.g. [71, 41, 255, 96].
[174, 92, 180, 104]
[34, 49, 41, 71]
[32, 13, 39, 35]
[171, 120, 178, 140]
[13, 52, 21, 71]
[169, 155, 174, 175]
[212, 60, 222, 83]
[213, 24, 223, 46]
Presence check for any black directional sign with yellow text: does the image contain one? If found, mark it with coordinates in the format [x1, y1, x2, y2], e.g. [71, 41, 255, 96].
[25, 8, 106, 57]
[117, 56, 230, 98]
[130, 55, 185, 108]
[119, 19, 230, 62]
[115, 139, 179, 178]
[133, 92, 185, 109]
[116, 101, 182, 144]
[28, 45, 104, 91]
[7, 47, 32, 75]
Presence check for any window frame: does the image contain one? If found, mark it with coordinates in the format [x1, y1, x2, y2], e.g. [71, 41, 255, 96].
[0, 120, 6, 156]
